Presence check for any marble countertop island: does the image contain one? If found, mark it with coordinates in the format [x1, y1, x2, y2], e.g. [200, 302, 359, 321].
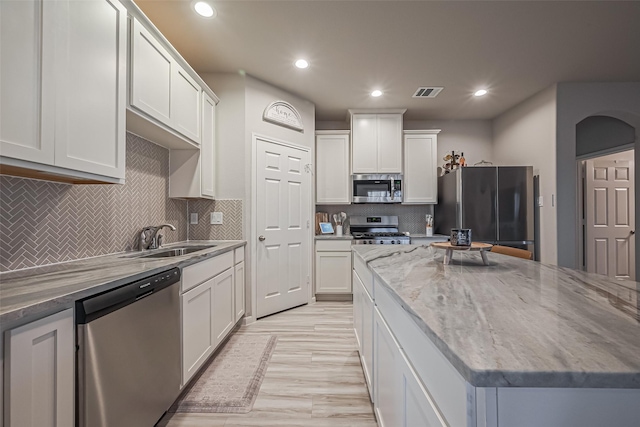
[353, 245, 640, 388]
[0, 240, 245, 329]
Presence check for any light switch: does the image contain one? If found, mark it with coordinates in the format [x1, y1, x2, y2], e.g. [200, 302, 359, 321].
[211, 212, 223, 225]
[537, 196, 544, 207]
[190, 213, 198, 224]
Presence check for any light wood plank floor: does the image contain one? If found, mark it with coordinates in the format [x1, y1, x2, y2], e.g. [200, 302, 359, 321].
[158, 302, 377, 427]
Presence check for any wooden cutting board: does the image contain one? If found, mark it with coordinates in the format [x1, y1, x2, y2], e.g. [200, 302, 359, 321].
[431, 242, 493, 265]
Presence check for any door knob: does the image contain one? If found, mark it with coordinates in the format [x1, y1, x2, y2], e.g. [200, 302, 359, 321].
[631, 230, 635, 235]
[258, 235, 266, 241]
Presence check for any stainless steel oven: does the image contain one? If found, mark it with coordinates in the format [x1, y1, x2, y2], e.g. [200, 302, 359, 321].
[352, 174, 402, 203]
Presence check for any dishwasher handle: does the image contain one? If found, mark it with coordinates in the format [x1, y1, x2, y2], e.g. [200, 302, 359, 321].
[76, 268, 180, 324]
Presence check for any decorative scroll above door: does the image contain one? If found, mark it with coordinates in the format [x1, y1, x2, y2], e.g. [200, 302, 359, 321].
[263, 101, 304, 132]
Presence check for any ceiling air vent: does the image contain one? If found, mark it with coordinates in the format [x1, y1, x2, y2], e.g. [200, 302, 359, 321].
[412, 87, 444, 98]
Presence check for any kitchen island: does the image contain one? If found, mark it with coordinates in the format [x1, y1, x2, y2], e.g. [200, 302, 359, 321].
[352, 245, 640, 427]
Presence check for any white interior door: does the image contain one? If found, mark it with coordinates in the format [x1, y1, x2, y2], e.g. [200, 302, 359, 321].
[585, 154, 635, 280]
[256, 136, 311, 318]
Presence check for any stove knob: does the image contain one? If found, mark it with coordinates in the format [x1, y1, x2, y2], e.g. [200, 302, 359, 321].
[391, 240, 396, 244]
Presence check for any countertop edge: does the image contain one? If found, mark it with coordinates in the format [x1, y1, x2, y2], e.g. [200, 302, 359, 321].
[354, 249, 640, 389]
[0, 241, 246, 329]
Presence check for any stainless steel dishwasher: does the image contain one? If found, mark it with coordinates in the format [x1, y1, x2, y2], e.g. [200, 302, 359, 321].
[76, 267, 181, 427]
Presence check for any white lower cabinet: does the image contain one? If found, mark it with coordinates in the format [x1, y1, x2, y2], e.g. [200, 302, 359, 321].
[361, 280, 375, 400]
[212, 268, 235, 346]
[315, 240, 352, 295]
[353, 270, 363, 349]
[235, 261, 246, 321]
[4, 309, 74, 427]
[398, 347, 447, 427]
[181, 249, 242, 386]
[373, 307, 401, 427]
[181, 278, 215, 384]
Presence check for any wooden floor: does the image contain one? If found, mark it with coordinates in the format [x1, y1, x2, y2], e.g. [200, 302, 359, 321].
[158, 302, 377, 427]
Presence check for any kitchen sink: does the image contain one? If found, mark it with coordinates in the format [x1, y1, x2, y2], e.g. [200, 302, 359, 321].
[135, 245, 216, 259]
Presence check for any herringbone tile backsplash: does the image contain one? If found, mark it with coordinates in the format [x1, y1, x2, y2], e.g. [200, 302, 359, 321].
[189, 199, 243, 241]
[0, 133, 188, 271]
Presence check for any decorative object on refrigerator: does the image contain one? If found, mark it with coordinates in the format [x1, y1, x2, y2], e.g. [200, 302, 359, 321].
[450, 228, 472, 246]
[442, 151, 461, 175]
[459, 152, 466, 167]
[425, 214, 434, 236]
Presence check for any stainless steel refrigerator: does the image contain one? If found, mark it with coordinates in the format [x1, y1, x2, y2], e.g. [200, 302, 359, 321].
[434, 166, 535, 254]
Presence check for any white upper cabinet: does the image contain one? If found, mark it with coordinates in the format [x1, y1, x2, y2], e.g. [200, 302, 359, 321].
[130, 18, 173, 125]
[352, 114, 378, 173]
[0, 0, 55, 165]
[53, 0, 127, 179]
[169, 92, 217, 199]
[0, 0, 126, 183]
[200, 92, 216, 198]
[351, 111, 405, 174]
[316, 131, 350, 204]
[377, 114, 403, 173]
[171, 67, 201, 143]
[128, 14, 209, 148]
[403, 130, 440, 204]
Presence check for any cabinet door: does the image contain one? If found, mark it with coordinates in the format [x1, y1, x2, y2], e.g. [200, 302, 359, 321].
[131, 18, 173, 125]
[373, 307, 401, 427]
[201, 92, 216, 198]
[377, 114, 403, 173]
[171, 66, 201, 144]
[353, 270, 363, 350]
[316, 133, 350, 204]
[235, 261, 245, 322]
[404, 133, 438, 204]
[182, 279, 214, 384]
[352, 114, 378, 174]
[5, 309, 74, 427]
[0, 0, 55, 164]
[213, 267, 235, 346]
[53, 0, 126, 179]
[315, 250, 352, 294]
[361, 286, 374, 401]
[399, 348, 447, 427]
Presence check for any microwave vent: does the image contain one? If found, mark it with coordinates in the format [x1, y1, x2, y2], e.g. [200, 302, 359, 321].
[412, 87, 443, 98]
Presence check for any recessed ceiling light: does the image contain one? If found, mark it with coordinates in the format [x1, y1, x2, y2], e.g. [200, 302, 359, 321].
[295, 59, 309, 69]
[193, 1, 216, 18]
[474, 89, 488, 97]
[371, 90, 383, 97]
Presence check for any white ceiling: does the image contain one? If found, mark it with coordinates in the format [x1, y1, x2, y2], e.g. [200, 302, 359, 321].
[136, 0, 640, 121]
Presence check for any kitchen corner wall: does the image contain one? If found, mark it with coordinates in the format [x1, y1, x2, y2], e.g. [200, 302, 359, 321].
[0, 133, 188, 272]
[188, 199, 243, 241]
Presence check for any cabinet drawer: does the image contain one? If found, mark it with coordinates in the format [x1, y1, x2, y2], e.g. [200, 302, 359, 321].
[182, 251, 233, 292]
[374, 278, 470, 427]
[316, 239, 352, 252]
[354, 253, 373, 297]
[234, 247, 244, 264]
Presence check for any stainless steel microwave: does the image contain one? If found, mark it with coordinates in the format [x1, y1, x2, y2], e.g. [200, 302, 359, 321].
[352, 174, 403, 203]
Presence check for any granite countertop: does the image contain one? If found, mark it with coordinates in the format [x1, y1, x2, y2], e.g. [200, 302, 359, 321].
[0, 240, 246, 329]
[353, 244, 640, 389]
[315, 235, 353, 240]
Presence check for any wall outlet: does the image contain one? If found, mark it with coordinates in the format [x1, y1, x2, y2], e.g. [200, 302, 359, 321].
[211, 212, 223, 225]
[190, 213, 198, 224]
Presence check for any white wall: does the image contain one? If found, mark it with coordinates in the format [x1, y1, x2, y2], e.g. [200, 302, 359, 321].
[556, 82, 640, 269]
[202, 73, 316, 320]
[492, 85, 558, 264]
[201, 73, 246, 200]
[404, 119, 493, 168]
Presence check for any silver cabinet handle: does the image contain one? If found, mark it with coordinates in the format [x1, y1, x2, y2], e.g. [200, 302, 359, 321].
[259, 235, 266, 241]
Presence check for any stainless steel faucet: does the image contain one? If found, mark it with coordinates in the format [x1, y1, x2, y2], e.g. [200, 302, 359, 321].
[139, 224, 176, 251]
